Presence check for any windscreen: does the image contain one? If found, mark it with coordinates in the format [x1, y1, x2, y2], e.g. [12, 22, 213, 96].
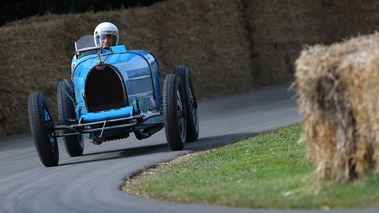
[75, 35, 96, 51]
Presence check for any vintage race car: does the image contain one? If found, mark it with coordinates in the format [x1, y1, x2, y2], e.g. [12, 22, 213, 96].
[28, 35, 199, 167]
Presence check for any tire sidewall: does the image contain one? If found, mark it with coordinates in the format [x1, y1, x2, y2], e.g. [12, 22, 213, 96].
[28, 92, 59, 166]
[174, 65, 199, 142]
[163, 74, 186, 150]
[57, 81, 84, 157]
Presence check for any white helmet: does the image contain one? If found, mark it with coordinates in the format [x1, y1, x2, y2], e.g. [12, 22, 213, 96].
[94, 22, 119, 47]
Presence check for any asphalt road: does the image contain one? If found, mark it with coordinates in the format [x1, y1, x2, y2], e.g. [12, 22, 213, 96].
[0, 84, 376, 213]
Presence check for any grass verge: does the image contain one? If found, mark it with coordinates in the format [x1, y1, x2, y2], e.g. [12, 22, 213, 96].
[123, 123, 379, 209]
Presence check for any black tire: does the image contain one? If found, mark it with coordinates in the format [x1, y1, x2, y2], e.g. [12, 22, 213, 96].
[28, 92, 59, 167]
[57, 81, 84, 157]
[174, 65, 199, 142]
[163, 74, 186, 151]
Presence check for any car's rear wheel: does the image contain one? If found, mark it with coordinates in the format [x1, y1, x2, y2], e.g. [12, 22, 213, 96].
[174, 65, 199, 142]
[28, 92, 59, 167]
[57, 81, 84, 157]
[163, 74, 186, 151]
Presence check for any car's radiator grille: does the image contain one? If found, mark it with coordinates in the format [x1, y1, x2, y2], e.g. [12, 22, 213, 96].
[85, 66, 127, 112]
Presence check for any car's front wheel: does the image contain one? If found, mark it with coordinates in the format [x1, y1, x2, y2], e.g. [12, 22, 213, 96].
[28, 92, 59, 167]
[163, 74, 186, 151]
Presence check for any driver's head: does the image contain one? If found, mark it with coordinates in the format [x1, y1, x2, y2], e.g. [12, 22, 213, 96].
[94, 22, 119, 48]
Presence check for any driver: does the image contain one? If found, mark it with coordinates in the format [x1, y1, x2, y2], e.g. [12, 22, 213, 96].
[71, 22, 119, 73]
[93, 22, 119, 49]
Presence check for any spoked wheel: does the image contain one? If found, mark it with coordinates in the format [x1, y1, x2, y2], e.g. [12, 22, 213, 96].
[28, 92, 59, 167]
[57, 81, 83, 157]
[163, 74, 186, 151]
[174, 65, 199, 142]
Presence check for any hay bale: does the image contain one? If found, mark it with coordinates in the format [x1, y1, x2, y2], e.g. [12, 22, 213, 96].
[153, 0, 254, 98]
[294, 33, 379, 181]
[245, 0, 327, 87]
[245, 0, 379, 87]
[0, 16, 70, 136]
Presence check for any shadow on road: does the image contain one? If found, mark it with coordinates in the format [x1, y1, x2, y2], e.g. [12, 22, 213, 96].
[186, 132, 258, 151]
[58, 132, 259, 167]
[58, 143, 169, 166]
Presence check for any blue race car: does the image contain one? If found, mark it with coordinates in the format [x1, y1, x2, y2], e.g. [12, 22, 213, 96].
[28, 35, 199, 167]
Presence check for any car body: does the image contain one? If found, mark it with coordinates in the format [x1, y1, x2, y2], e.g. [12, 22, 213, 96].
[28, 35, 199, 167]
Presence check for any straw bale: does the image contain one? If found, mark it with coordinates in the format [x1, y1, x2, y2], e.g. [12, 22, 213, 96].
[154, 0, 253, 98]
[295, 33, 379, 181]
[245, 0, 379, 87]
[242, 0, 327, 87]
[320, 1, 379, 42]
[0, 16, 71, 135]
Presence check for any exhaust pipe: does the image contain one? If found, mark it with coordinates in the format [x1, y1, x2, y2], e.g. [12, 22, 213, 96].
[134, 123, 164, 140]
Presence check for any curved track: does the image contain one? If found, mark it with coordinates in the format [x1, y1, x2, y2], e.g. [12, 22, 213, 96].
[1, 84, 371, 213]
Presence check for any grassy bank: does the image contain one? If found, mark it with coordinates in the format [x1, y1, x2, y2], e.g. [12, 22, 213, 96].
[123, 123, 379, 209]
